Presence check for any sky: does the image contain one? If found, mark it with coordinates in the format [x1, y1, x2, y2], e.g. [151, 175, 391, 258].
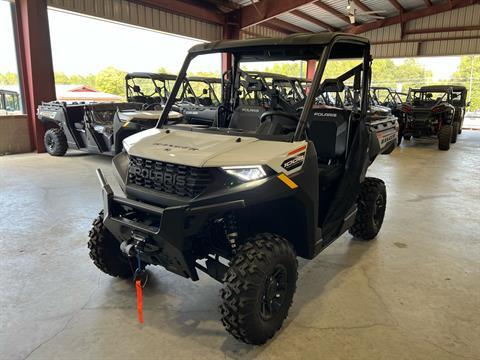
[0, 2, 465, 81]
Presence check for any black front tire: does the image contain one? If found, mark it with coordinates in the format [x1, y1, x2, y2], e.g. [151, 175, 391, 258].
[438, 125, 452, 151]
[44, 128, 67, 156]
[88, 212, 134, 278]
[349, 177, 387, 241]
[451, 122, 459, 143]
[220, 233, 297, 345]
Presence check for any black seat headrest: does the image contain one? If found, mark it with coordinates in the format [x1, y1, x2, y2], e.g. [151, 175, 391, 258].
[229, 105, 265, 131]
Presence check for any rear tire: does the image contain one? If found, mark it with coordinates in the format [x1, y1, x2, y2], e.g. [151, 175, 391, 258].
[88, 212, 134, 278]
[44, 128, 67, 156]
[349, 177, 386, 241]
[438, 125, 452, 151]
[220, 233, 297, 345]
[451, 122, 459, 143]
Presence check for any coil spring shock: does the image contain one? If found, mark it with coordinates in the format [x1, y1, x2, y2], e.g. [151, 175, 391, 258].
[224, 212, 238, 254]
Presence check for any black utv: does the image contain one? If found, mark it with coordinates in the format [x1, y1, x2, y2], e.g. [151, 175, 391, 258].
[175, 76, 223, 125]
[125, 72, 177, 110]
[420, 85, 468, 134]
[88, 33, 387, 345]
[401, 87, 457, 150]
[37, 101, 182, 156]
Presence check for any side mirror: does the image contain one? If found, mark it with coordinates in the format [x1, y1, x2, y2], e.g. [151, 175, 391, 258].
[133, 85, 141, 93]
[467, 101, 471, 107]
[202, 88, 208, 95]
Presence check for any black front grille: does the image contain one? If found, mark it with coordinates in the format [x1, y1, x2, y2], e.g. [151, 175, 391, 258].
[127, 156, 212, 198]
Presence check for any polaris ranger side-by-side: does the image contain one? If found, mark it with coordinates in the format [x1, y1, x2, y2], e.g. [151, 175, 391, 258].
[401, 87, 457, 150]
[88, 33, 388, 345]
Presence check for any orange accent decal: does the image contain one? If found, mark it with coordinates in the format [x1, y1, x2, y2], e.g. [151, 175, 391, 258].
[278, 173, 298, 189]
[288, 145, 307, 156]
[136, 280, 144, 324]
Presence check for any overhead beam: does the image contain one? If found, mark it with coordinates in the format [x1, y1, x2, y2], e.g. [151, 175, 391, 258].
[290, 9, 337, 31]
[405, 25, 480, 34]
[131, 0, 225, 25]
[268, 18, 313, 33]
[372, 34, 480, 45]
[312, 1, 351, 23]
[348, 0, 478, 34]
[236, 0, 316, 28]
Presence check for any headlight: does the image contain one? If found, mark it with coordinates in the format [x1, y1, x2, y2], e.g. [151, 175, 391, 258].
[222, 165, 267, 182]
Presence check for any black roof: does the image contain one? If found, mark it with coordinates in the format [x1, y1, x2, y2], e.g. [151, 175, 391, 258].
[420, 84, 467, 92]
[189, 33, 369, 55]
[245, 71, 296, 81]
[125, 72, 177, 81]
[186, 76, 221, 83]
[0, 89, 19, 95]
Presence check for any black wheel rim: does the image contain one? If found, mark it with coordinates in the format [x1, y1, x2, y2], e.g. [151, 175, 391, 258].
[373, 194, 385, 227]
[45, 134, 55, 150]
[259, 264, 288, 321]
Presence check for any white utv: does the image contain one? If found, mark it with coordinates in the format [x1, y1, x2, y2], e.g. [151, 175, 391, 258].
[89, 33, 387, 345]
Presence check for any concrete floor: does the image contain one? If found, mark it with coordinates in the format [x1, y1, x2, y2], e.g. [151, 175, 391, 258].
[1, 131, 479, 360]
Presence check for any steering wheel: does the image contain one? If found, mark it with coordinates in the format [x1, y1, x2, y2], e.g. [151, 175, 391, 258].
[260, 111, 298, 124]
[142, 103, 162, 111]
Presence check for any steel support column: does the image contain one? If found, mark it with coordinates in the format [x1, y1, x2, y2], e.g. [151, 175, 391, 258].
[306, 60, 316, 81]
[14, 0, 56, 153]
[221, 14, 240, 74]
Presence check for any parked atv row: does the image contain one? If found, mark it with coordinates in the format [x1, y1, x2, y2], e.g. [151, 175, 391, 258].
[400, 85, 468, 150]
[37, 73, 222, 156]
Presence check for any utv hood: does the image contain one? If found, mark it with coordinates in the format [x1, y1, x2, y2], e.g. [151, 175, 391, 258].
[123, 128, 305, 170]
[123, 128, 259, 167]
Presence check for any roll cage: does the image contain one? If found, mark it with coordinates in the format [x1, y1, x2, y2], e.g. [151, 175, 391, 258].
[157, 33, 371, 142]
[370, 87, 403, 107]
[407, 88, 453, 105]
[125, 72, 177, 105]
[177, 76, 222, 106]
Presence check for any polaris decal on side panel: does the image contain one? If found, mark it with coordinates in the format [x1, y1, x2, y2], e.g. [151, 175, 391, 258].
[281, 152, 305, 172]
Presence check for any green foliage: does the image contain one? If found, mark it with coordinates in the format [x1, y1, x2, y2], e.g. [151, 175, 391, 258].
[263, 63, 306, 78]
[156, 66, 170, 74]
[394, 59, 433, 92]
[0, 57, 477, 109]
[0, 72, 18, 85]
[94, 67, 127, 96]
[452, 55, 480, 110]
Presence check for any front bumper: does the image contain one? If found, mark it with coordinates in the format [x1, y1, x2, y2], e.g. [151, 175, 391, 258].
[96, 169, 245, 280]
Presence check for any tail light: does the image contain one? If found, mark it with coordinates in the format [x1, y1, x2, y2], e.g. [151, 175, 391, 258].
[432, 106, 445, 113]
[402, 104, 413, 113]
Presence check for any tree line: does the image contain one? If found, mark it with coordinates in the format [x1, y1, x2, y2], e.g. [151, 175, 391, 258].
[0, 56, 478, 110]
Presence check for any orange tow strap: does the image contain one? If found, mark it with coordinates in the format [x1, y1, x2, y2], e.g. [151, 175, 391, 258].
[135, 280, 144, 324]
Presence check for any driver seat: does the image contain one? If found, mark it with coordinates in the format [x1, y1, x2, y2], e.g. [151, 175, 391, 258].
[228, 105, 265, 131]
[307, 107, 349, 187]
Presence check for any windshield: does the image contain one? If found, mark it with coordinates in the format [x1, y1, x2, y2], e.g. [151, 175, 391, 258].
[179, 79, 221, 106]
[127, 76, 175, 102]
[409, 90, 450, 105]
[158, 40, 369, 142]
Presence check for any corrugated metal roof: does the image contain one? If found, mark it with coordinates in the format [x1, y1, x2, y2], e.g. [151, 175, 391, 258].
[276, 12, 326, 32]
[297, 3, 349, 29]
